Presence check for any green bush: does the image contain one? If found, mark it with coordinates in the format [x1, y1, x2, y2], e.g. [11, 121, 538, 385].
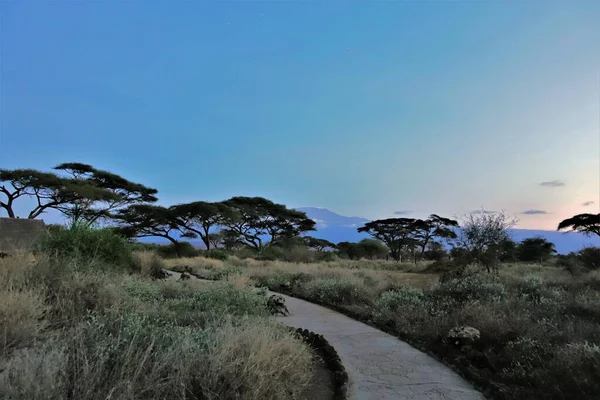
[156, 242, 200, 259]
[302, 277, 371, 305]
[429, 274, 508, 308]
[577, 247, 600, 270]
[204, 249, 229, 261]
[37, 224, 135, 270]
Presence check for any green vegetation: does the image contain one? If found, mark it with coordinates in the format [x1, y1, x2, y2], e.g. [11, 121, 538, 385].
[0, 227, 314, 399]
[169, 254, 600, 400]
[3, 161, 600, 399]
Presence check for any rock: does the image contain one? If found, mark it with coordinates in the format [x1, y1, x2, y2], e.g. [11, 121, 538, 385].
[179, 272, 191, 281]
[267, 294, 289, 316]
[448, 326, 480, 347]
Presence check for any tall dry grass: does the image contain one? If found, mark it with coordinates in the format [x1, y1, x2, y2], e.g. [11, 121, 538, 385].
[0, 245, 314, 399]
[168, 254, 600, 400]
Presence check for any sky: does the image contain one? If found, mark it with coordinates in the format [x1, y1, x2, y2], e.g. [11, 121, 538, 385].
[1, 1, 599, 230]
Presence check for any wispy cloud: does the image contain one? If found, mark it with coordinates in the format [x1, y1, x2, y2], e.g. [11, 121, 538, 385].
[393, 211, 411, 215]
[521, 209, 549, 215]
[471, 210, 497, 215]
[540, 180, 565, 187]
[583, 201, 595, 206]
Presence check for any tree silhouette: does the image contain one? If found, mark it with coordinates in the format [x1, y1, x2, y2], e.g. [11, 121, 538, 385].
[305, 237, 337, 252]
[0, 168, 118, 220]
[357, 218, 418, 261]
[55, 162, 158, 224]
[113, 204, 182, 254]
[557, 213, 600, 237]
[222, 196, 315, 251]
[413, 214, 459, 259]
[517, 237, 557, 263]
[170, 201, 237, 250]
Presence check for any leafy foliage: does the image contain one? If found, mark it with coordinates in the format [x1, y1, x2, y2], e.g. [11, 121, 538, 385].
[221, 197, 315, 251]
[558, 213, 600, 237]
[457, 209, 518, 273]
[305, 236, 337, 251]
[0, 168, 118, 220]
[36, 224, 136, 270]
[113, 205, 183, 254]
[517, 237, 557, 262]
[54, 162, 158, 224]
[170, 201, 236, 250]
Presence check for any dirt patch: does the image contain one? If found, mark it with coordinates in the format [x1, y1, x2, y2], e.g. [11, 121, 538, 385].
[300, 351, 335, 400]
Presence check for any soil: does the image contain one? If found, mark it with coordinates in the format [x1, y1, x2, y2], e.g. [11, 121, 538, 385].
[300, 351, 335, 400]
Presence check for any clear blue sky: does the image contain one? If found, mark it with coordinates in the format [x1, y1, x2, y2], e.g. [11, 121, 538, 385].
[1, 1, 599, 229]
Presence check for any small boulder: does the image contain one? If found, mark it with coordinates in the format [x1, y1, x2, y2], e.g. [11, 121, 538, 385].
[447, 326, 480, 347]
[267, 294, 289, 316]
[179, 272, 191, 281]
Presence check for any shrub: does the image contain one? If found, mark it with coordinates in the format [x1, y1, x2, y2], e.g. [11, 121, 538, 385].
[372, 286, 430, 325]
[204, 249, 229, 261]
[0, 288, 47, 357]
[156, 241, 200, 259]
[37, 224, 135, 270]
[134, 251, 166, 279]
[302, 277, 371, 305]
[578, 247, 600, 270]
[429, 274, 508, 308]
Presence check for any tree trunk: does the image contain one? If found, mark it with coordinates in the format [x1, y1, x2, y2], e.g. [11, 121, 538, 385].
[165, 237, 181, 257]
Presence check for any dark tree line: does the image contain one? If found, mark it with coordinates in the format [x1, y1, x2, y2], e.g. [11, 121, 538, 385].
[3, 162, 598, 264]
[356, 215, 459, 262]
[1, 163, 315, 257]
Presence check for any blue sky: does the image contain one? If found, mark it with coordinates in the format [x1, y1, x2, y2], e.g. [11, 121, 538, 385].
[1, 1, 599, 229]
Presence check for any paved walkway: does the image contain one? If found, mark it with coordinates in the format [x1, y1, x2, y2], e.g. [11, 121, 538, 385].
[276, 294, 484, 400]
[165, 270, 484, 400]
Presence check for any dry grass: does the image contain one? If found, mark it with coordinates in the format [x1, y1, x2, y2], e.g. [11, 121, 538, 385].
[0, 247, 314, 400]
[0, 253, 49, 357]
[134, 251, 167, 278]
[174, 255, 600, 400]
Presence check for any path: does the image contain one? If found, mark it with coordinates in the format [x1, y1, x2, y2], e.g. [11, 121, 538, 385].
[276, 293, 484, 400]
[165, 270, 484, 400]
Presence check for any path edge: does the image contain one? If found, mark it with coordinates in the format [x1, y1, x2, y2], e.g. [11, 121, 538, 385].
[276, 288, 498, 400]
[291, 327, 349, 400]
[165, 268, 493, 399]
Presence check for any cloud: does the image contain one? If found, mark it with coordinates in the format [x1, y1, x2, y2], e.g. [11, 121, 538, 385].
[471, 209, 497, 215]
[393, 211, 411, 215]
[583, 201, 595, 206]
[540, 180, 565, 187]
[521, 209, 549, 215]
[310, 218, 327, 228]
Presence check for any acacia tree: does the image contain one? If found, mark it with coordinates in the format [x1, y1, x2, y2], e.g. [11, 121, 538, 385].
[517, 237, 557, 263]
[457, 209, 518, 273]
[357, 238, 389, 260]
[305, 237, 337, 252]
[0, 168, 118, 220]
[557, 213, 600, 237]
[170, 201, 237, 250]
[113, 204, 183, 254]
[208, 232, 224, 249]
[54, 162, 158, 224]
[357, 218, 419, 261]
[221, 196, 315, 252]
[412, 214, 459, 260]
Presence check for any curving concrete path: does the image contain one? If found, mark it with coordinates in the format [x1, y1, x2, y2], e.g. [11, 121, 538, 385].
[275, 293, 484, 400]
[164, 270, 484, 400]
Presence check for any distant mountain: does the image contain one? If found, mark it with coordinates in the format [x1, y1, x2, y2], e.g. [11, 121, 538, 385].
[295, 207, 371, 243]
[296, 207, 600, 254]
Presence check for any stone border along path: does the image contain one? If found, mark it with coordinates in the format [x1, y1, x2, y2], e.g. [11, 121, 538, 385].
[164, 270, 485, 400]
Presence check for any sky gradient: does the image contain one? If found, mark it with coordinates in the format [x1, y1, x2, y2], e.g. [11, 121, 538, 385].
[1, 1, 599, 229]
